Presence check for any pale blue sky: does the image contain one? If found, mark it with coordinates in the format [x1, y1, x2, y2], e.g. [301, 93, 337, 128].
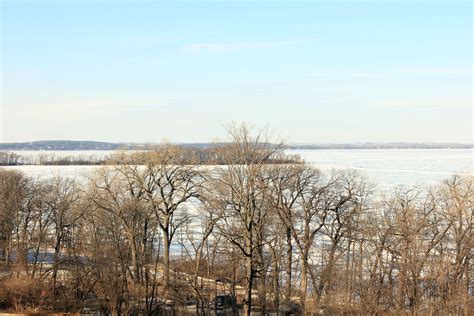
[1, 0, 472, 143]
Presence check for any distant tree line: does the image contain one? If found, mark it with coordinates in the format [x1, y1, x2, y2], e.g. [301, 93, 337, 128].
[0, 152, 108, 166]
[0, 146, 302, 166]
[0, 140, 121, 151]
[289, 142, 473, 149]
[1, 140, 472, 151]
[0, 125, 472, 315]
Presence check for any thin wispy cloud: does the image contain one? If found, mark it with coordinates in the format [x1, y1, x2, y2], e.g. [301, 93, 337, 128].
[182, 39, 312, 53]
[310, 66, 471, 80]
[393, 66, 471, 75]
[311, 72, 388, 79]
[373, 99, 472, 109]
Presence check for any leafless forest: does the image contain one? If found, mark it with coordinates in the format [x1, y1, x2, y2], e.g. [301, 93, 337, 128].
[0, 125, 472, 315]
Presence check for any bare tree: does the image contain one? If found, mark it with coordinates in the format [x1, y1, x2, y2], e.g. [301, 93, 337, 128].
[42, 177, 84, 295]
[177, 191, 218, 315]
[132, 144, 204, 291]
[0, 169, 28, 264]
[210, 123, 283, 315]
[266, 163, 318, 310]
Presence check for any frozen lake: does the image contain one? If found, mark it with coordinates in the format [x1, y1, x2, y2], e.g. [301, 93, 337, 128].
[3, 149, 473, 189]
[287, 149, 473, 189]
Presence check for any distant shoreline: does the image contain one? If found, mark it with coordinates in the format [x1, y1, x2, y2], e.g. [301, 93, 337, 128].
[0, 140, 472, 151]
[288, 145, 473, 150]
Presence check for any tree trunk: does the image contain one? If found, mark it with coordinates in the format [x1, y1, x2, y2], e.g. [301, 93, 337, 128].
[244, 254, 253, 316]
[301, 253, 308, 311]
[257, 238, 266, 314]
[286, 228, 292, 301]
[259, 265, 267, 314]
[272, 257, 280, 309]
[52, 233, 62, 293]
[163, 229, 171, 289]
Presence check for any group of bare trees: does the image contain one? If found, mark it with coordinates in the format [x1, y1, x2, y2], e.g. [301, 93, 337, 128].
[0, 125, 472, 315]
[0, 152, 106, 166]
[0, 146, 301, 167]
